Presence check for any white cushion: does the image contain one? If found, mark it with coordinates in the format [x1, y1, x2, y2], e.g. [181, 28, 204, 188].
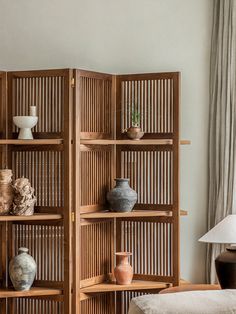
[129, 290, 236, 314]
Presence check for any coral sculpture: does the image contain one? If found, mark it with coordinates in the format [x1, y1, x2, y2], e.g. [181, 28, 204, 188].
[12, 177, 36, 216]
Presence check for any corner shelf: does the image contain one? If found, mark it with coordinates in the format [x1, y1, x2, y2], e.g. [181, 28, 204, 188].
[0, 287, 62, 298]
[80, 139, 191, 145]
[80, 210, 187, 219]
[80, 280, 171, 293]
[0, 213, 62, 222]
[0, 139, 63, 145]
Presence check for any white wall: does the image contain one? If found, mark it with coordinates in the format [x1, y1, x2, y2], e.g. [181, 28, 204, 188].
[0, 0, 212, 283]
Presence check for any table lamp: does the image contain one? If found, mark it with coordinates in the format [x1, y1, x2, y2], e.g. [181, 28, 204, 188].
[199, 215, 236, 289]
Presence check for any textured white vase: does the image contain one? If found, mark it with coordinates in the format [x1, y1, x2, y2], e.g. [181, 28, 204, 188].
[13, 116, 38, 139]
[9, 247, 36, 291]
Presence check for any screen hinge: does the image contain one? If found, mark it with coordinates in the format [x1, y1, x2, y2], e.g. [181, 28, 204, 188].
[71, 77, 75, 88]
[71, 212, 75, 222]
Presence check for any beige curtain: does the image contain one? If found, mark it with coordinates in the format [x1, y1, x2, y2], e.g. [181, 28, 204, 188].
[207, 0, 236, 283]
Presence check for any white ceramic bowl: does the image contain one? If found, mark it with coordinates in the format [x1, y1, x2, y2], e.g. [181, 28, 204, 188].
[13, 116, 38, 139]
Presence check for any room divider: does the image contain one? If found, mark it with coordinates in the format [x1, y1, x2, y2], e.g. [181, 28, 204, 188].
[0, 69, 188, 314]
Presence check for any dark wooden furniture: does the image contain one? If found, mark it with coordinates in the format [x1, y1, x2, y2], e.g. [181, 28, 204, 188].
[0, 69, 189, 314]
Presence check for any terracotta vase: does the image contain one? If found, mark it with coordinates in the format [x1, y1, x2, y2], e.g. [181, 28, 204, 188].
[124, 126, 144, 140]
[114, 252, 133, 285]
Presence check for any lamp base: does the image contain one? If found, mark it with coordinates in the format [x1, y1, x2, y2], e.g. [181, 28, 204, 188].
[215, 247, 236, 289]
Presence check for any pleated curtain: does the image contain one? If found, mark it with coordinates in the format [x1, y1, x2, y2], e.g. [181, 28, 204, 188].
[207, 0, 236, 283]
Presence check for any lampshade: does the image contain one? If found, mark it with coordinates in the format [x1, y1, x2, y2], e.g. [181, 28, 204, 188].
[199, 215, 236, 244]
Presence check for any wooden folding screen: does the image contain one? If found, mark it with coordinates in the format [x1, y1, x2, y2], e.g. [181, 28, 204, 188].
[0, 69, 74, 314]
[0, 69, 180, 314]
[76, 71, 180, 314]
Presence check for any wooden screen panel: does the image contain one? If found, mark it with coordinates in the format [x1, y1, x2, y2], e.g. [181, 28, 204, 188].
[11, 150, 63, 212]
[80, 145, 112, 213]
[77, 70, 113, 139]
[119, 219, 173, 281]
[116, 72, 179, 139]
[117, 146, 173, 210]
[12, 224, 64, 284]
[9, 73, 64, 137]
[80, 220, 113, 287]
[14, 298, 64, 314]
[80, 293, 114, 314]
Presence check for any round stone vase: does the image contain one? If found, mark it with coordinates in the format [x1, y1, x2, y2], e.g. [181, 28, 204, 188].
[9, 247, 36, 291]
[114, 252, 133, 285]
[107, 178, 137, 212]
[125, 126, 144, 140]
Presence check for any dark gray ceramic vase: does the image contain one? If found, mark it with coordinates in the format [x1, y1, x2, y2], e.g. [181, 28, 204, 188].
[107, 178, 137, 212]
[9, 247, 36, 291]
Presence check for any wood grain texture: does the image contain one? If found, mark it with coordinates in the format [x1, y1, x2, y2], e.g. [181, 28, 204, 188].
[0, 214, 62, 221]
[0, 139, 63, 145]
[80, 280, 170, 293]
[80, 210, 187, 219]
[0, 287, 62, 298]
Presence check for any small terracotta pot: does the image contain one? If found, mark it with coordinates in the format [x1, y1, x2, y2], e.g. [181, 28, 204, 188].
[124, 126, 144, 140]
[114, 252, 133, 285]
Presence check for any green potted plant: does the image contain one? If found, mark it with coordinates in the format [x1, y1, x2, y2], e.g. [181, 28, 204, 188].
[124, 104, 144, 140]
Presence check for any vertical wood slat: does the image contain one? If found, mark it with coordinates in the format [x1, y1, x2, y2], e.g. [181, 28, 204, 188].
[120, 219, 173, 278]
[80, 220, 113, 286]
[118, 148, 173, 207]
[78, 70, 113, 139]
[11, 150, 63, 210]
[80, 293, 114, 314]
[172, 73, 180, 286]
[80, 146, 112, 210]
[14, 298, 64, 314]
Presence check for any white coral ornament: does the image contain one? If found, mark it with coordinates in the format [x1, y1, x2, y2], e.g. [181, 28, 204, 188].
[12, 178, 36, 216]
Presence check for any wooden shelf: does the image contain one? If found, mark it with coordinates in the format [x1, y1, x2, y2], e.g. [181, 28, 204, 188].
[0, 213, 62, 222]
[0, 287, 62, 298]
[80, 139, 191, 145]
[80, 280, 171, 293]
[80, 210, 187, 219]
[0, 139, 63, 145]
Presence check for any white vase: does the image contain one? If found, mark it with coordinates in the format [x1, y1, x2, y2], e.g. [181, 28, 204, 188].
[13, 116, 38, 139]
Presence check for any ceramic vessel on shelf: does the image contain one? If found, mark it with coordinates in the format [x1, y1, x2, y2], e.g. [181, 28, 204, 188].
[13, 116, 38, 139]
[107, 178, 137, 212]
[124, 126, 144, 140]
[11, 177, 36, 216]
[114, 252, 133, 285]
[0, 169, 13, 215]
[9, 247, 37, 291]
